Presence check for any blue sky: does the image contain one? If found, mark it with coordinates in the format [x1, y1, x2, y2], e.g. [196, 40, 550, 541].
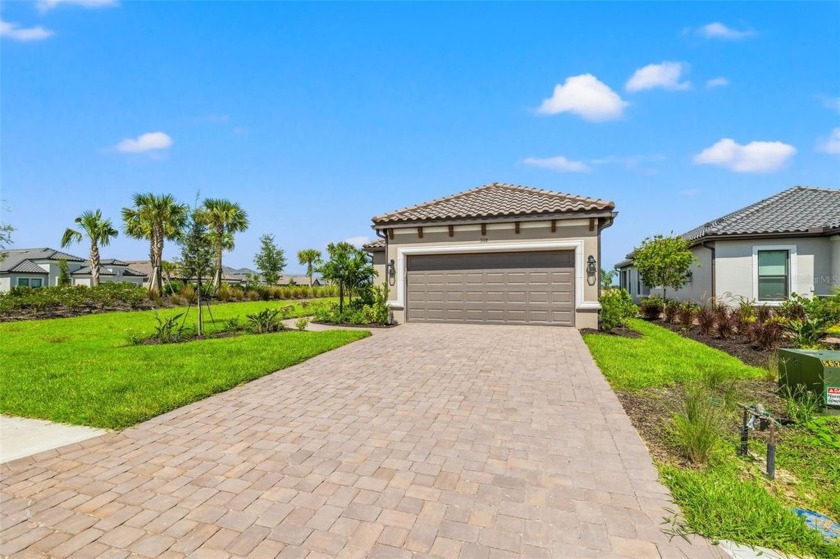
[2, 1, 839, 272]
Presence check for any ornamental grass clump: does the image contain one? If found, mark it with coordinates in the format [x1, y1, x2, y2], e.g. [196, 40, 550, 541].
[664, 300, 680, 323]
[696, 306, 716, 336]
[671, 383, 724, 466]
[677, 303, 698, 330]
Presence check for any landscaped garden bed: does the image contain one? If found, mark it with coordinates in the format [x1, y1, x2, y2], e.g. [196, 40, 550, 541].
[0, 283, 339, 322]
[0, 299, 368, 429]
[583, 318, 840, 558]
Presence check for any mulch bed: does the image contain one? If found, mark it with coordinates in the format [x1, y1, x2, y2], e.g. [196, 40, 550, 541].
[580, 326, 641, 339]
[651, 319, 785, 368]
[0, 302, 159, 322]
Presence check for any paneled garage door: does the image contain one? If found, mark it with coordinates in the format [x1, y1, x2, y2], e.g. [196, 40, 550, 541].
[406, 251, 575, 326]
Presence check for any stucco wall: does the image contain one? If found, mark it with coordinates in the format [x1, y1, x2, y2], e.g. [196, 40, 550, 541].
[650, 245, 714, 304]
[380, 219, 602, 328]
[831, 236, 840, 292]
[0, 277, 11, 292]
[371, 251, 386, 287]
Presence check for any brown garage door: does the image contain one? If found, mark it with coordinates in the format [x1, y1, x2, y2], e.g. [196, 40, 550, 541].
[406, 251, 575, 326]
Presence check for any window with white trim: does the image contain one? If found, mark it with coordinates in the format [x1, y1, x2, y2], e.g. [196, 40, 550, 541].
[757, 250, 789, 301]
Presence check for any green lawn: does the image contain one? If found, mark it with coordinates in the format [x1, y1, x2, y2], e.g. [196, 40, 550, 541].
[583, 319, 840, 558]
[0, 299, 369, 429]
[583, 318, 766, 390]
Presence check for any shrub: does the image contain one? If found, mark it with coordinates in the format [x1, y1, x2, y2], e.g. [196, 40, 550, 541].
[749, 317, 785, 350]
[153, 312, 185, 343]
[670, 384, 723, 466]
[696, 306, 716, 336]
[756, 304, 772, 323]
[715, 306, 735, 339]
[181, 284, 197, 304]
[663, 300, 680, 323]
[245, 308, 284, 333]
[295, 317, 309, 331]
[599, 288, 637, 332]
[787, 318, 830, 349]
[639, 297, 664, 320]
[677, 302, 698, 330]
[217, 283, 232, 302]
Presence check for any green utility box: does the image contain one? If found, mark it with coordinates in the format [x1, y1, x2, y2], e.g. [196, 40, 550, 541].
[778, 349, 840, 415]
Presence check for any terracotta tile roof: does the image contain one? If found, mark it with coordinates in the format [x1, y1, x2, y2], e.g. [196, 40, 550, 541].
[683, 186, 840, 242]
[372, 183, 615, 226]
[363, 239, 385, 251]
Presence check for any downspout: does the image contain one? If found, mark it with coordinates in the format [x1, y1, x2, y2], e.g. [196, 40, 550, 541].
[375, 227, 388, 283]
[702, 241, 716, 300]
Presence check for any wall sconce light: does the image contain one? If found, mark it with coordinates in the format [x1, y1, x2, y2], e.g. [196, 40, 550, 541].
[387, 259, 396, 279]
[587, 255, 597, 275]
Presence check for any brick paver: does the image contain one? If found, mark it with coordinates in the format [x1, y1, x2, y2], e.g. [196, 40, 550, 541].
[0, 324, 724, 558]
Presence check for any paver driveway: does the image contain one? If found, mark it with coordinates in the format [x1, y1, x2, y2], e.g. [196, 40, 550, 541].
[1, 324, 723, 558]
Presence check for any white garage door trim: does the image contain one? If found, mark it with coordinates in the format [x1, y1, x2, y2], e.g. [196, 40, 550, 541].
[391, 240, 599, 314]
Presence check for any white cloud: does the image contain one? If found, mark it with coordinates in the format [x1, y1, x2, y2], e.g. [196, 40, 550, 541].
[706, 77, 729, 89]
[816, 128, 840, 155]
[626, 62, 691, 92]
[693, 138, 796, 173]
[822, 97, 840, 114]
[0, 19, 53, 41]
[114, 132, 173, 153]
[37, 0, 117, 12]
[537, 74, 628, 122]
[698, 22, 755, 40]
[343, 236, 371, 248]
[523, 156, 591, 173]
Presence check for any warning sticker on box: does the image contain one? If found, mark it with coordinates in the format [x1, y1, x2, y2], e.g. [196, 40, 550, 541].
[827, 387, 840, 407]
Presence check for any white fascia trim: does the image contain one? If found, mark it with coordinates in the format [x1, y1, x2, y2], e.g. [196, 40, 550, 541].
[752, 244, 797, 303]
[391, 240, 594, 313]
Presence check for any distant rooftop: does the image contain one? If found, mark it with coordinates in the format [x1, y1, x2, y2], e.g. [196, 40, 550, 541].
[683, 186, 840, 242]
[0, 248, 84, 274]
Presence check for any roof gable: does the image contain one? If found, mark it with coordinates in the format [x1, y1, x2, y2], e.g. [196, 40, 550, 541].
[372, 183, 615, 226]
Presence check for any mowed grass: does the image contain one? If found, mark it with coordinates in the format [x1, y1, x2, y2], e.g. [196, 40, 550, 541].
[584, 319, 840, 558]
[583, 318, 766, 390]
[0, 299, 369, 429]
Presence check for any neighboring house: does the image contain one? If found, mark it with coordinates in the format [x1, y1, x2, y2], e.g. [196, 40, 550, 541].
[0, 248, 147, 291]
[366, 182, 617, 328]
[616, 186, 840, 305]
[278, 275, 322, 287]
[0, 248, 84, 291]
[71, 259, 146, 288]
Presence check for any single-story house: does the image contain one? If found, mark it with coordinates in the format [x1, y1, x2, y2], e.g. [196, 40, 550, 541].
[616, 186, 840, 305]
[71, 259, 146, 288]
[0, 248, 147, 291]
[366, 182, 617, 328]
[278, 275, 322, 287]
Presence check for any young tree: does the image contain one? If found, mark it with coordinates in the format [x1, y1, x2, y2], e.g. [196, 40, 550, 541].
[61, 209, 119, 286]
[122, 193, 188, 295]
[202, 198, 249, 292]
[297, 249, 322, 286]
[179, 208, 215, 335]
[254, 234, 286, 285]
[57, 259, 71, 287]
[317, 242, 375, 313]
[0, 221, 12, 264]
[632, 234, 697, 300]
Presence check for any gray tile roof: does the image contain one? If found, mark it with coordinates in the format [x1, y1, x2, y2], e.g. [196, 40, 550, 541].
[684, 186, 840, 242]
[5, 260, 49, 274]
[99, 258, 129, 266]
[372, 183, 615, 226]
[0, 247, 84, 274]
[72, 266, 117, 276]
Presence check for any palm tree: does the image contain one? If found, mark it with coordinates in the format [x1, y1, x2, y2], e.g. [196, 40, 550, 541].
[297, 249, 322, 286]
[60, 210, 118, 287]
[202, 198, 249, 292]
[122, 193, 188, 294]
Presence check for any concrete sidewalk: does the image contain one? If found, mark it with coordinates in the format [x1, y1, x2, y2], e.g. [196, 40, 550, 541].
[0, 415, 106, 464]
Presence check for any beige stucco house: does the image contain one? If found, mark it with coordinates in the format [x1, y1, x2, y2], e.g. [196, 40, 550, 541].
[616, 186, 840, 305]
[365, 183, 617, 329]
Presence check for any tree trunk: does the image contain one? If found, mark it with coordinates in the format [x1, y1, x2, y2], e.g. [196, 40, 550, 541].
[213, 243, 223, 293]
[90, 240, 101, 287]
[150, 224, 165, 294]
[197, 275, 204, 336]
[339, 280, 344, 313]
